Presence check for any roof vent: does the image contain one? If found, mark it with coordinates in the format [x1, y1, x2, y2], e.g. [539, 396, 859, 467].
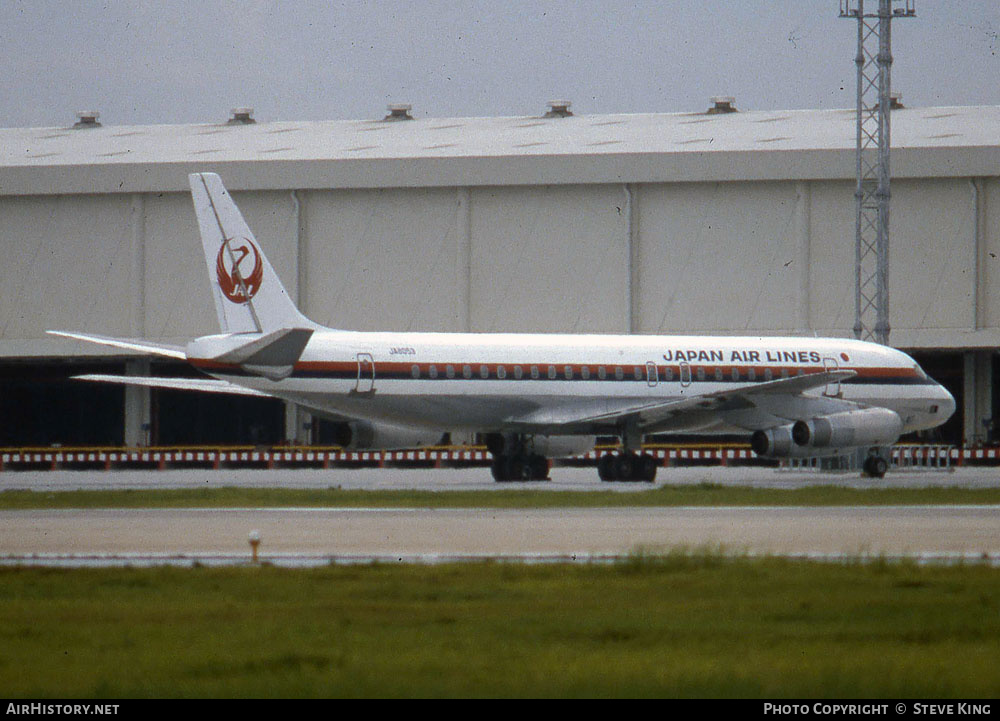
[544, 100, 573, 118]
[707, 96, 738, 114]
[873, 92, 905, 112]
[227, 107, 256, 125]
[73, 111, 101, 129]
[384, 103, 414, 121]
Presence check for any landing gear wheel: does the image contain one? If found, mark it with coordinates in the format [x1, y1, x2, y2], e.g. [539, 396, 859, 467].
[599, 453, 657, 482]
[862, 455, 889, 479]
[508, 455, 530, 481]
[529, 454, 550, 481]
[639, 453, 658, 483]
[491, 456, 510, 482]
[491, 453, 550, 482]
[598, 454, 615, 482]
[614, 454, 636, 481]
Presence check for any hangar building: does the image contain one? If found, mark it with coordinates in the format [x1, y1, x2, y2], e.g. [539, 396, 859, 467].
[1, 101, 998, 448]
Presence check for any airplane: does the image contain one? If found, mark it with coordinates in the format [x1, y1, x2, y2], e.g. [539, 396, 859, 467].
[50, 172, 956, 482]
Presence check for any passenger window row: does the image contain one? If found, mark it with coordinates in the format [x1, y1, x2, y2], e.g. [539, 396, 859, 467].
[411, 364, 643, 380]
[407, 364, 806, 381]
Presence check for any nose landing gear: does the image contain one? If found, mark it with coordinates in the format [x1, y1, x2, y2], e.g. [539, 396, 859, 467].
[861, 452, 889, 479]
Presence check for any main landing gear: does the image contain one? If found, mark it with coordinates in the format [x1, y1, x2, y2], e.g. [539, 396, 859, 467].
[598, 421, 658, 482]
[483, 431, 659, 483]
[490, 453, 551, 482]
[486, 434, 551, 482]
[597, 452, 658, 483]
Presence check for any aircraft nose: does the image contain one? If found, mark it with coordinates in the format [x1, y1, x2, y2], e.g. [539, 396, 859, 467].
[937, 384, 957, 422]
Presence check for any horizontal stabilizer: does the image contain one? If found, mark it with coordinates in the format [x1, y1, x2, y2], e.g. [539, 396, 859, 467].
[197, 327, 314, 381]
[74, 374, 268, 397]
[47, 331, 187, 360]
[213, 328, 313, 366]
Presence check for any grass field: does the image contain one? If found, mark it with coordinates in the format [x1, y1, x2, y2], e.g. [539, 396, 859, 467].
[3, 483, 997, 697]
[3, 484, 1000, 509]
[1, 556, 998, 698]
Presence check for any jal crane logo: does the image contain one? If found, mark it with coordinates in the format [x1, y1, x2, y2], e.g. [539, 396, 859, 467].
[216, 237, 264, 304]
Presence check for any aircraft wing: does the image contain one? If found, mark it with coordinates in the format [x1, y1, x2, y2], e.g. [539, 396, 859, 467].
[47, 331, 187, 360]
[507, 370, 860, 434]
[73, 374, 269, 397]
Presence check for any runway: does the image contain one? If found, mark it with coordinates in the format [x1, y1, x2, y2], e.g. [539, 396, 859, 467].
[2, 505, 999, 567]
[3, 466, 997, 567]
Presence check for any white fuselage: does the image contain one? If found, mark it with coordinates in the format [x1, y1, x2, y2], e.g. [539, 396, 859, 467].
[188, 331, 955, 437]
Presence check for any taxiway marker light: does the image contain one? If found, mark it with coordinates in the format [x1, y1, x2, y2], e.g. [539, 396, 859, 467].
[248, 530, 261, 564]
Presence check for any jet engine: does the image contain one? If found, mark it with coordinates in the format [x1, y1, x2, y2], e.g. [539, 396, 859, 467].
[751, 408, 903, 458]
[750, 424, 798, 458]
[331, 420, 444, 451]
[791, 408, 903, 450]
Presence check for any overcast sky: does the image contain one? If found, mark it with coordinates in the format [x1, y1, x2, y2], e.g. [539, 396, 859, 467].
[1, 0, 997, 128]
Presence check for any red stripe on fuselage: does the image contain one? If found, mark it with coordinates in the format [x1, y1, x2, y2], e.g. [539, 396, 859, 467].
[189, 357, 919, 382]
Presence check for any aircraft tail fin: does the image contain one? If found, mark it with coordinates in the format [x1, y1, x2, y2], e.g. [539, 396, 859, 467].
[189, 172, 315, 334]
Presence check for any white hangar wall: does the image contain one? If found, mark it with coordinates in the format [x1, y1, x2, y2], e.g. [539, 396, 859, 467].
[299, 187, 464, 333]
[633, 181, 806, 334]
[979, 179, 1000, 328]
[291, 177, 998, 344]
[630, 176, 995, 344]
[889, 179, 978, 336]
[0, 194, 137, 345]
[0, 176, 997, 351]
[468, 185, 630, 334]
[296, 184, 632, 335]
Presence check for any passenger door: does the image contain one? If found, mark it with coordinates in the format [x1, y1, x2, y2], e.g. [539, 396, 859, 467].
[355, 353, 375, 394]
[822, 356, 841, 397]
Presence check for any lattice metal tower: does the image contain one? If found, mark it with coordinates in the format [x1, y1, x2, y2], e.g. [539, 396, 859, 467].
[839, 0, 915, 345]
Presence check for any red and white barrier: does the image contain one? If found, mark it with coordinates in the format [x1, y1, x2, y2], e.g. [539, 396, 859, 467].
[0, 445, 991, 472]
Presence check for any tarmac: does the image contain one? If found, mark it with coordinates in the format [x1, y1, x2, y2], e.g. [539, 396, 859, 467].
[1, 464, 996, 492]
[1, 465, 998, 567]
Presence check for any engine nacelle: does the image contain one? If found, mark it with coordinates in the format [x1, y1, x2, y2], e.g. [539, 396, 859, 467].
[752, 408, 903, 459]
[751, 424, 851, 459]
[484, 433, 595, 459]
[791, 408, 903, 450]
[331, 420, 444, 451]
[751, 424, 797, 458]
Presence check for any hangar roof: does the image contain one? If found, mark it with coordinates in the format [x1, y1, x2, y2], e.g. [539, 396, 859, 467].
[1, 105, 998, 195]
